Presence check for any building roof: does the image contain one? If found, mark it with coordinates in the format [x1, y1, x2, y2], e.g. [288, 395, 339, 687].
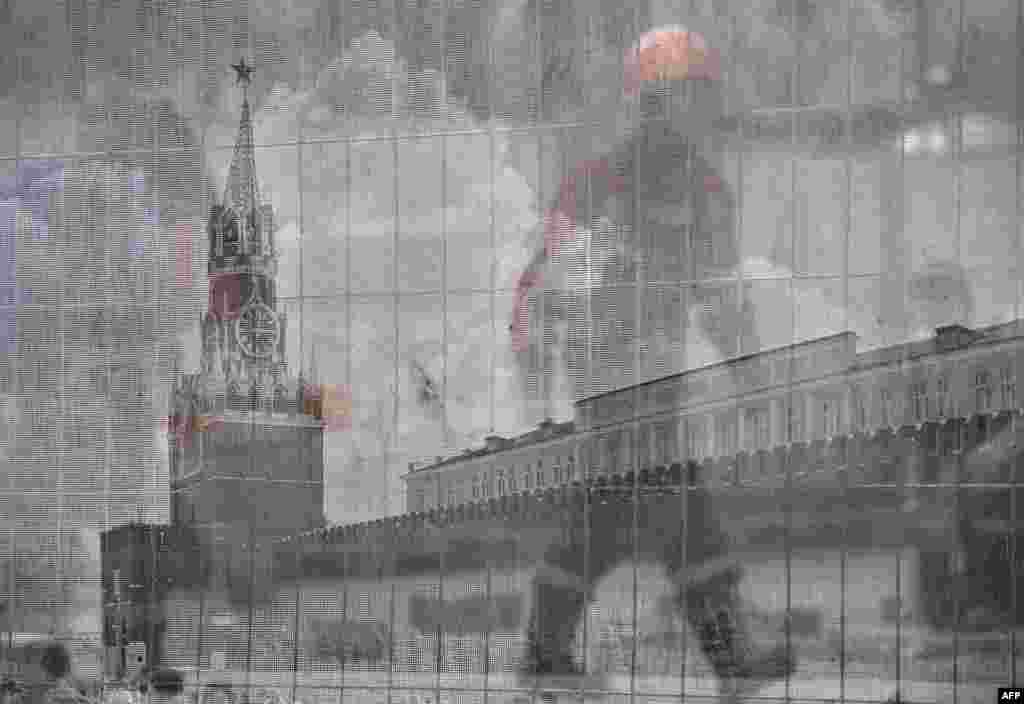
[574, 331, 856, 406]
[404, 419, 576, 476]
[405, 321, 1024, 481]
[853, 320, 1024, 372]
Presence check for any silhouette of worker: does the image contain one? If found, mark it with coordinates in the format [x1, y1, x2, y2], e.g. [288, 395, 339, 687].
[508, 27, 796, 700]
[40, 643, 90, 704]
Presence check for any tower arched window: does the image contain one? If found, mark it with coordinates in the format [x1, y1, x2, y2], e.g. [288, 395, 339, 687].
[274, 385, 290, 414]
[249, 383, 262, 411]
[228, 383, 244, 411]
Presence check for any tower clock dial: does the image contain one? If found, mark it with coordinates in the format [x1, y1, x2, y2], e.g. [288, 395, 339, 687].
[236, 303, 279, 358]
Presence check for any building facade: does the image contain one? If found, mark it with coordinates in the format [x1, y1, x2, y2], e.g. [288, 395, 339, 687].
[408, 322, 1023, 510]
[403, 420, 579, 513]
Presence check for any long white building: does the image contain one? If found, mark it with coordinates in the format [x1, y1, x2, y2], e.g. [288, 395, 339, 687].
[406, 321, 1023, 510]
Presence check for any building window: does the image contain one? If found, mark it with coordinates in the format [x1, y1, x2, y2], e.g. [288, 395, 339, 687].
[715, 412, 737, 457]
[852, 387, 867, 430]
[536, 460, 545, 488]
[744, 407, 770, 451]
[508, 471, 517, 493]
[472, 475, 480, 499]
[567, 455, 576, 482]
[496, 470, 506, 496]
[911, 381, 928, 422]
[654, 422, 674, 464]
[880, 389, 891, 426]
[820, 398, 840, 438]
[637, 424, 651, 469]
[935, 375, 950, 418]
[608, 431, 623, 471]
[786, 401, 803, 443]
[975, 370, 993, 413]
[687, 418, 706, 460]
[523, 469, 532, 490]
[1001, 366, 1016, 408]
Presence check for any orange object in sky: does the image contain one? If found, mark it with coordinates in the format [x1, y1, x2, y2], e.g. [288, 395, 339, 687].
[624, 27, 721, 94]
[192, 414, 225, 433]
[159, 413, 225, 448]
[304, 384, 352, 432]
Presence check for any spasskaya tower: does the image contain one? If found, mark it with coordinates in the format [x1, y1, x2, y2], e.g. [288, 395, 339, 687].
[167, 60, 325, 543]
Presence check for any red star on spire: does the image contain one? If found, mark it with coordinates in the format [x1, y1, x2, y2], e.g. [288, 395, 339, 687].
[231, 58, 255, 86]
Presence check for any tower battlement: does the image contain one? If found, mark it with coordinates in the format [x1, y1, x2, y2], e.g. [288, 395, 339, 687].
[168, 372, 332, 427]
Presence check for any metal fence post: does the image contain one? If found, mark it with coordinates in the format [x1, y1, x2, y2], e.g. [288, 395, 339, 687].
[245, 533, 256, 704]
[291, 547, 303, 704]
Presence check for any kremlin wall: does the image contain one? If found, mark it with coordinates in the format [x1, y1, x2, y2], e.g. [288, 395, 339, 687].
[100, 318, 1024, 699]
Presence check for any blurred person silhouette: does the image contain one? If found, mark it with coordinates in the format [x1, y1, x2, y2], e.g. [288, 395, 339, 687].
[1, 8, 210, 656]
[513, 116, 796, 701]
[39, 642, 91, 704]
[0, 679, 23, 704]
[144, 669, 184, 704]
[486, 2, 796, 699]
[906, 260, 1002, 627]
[907, 259, 1020, 635]
[0, 97, 209, 635]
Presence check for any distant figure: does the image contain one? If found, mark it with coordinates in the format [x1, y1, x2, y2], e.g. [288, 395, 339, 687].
[40, 643, 89, 704]
[0, 678, 25, 704]
[146, 670, 184, 704]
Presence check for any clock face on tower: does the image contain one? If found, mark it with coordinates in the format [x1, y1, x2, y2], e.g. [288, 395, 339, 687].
[236, 303, 279, 358]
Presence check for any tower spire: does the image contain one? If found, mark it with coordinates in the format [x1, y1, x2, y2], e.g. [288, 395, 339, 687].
[226, 59, 260, 246]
